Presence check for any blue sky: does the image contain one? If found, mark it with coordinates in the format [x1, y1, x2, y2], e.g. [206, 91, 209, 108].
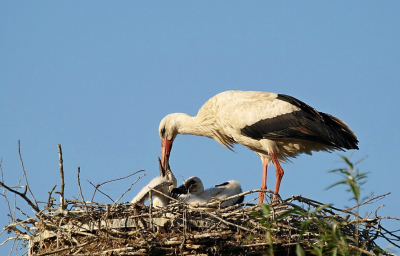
[1, 1, 399, 254]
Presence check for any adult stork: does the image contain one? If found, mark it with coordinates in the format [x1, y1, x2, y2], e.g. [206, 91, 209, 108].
[159, 90, 359, 203]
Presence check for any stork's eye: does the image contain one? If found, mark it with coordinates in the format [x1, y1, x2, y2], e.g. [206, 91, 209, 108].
[161, 127, 166, 137]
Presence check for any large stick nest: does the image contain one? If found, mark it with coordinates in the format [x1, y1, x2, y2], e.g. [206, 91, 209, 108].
[1, 144, 399, 255]
[9, 192, 395, 256]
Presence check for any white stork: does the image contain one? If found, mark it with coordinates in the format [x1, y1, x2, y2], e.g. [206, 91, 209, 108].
[159, 90, 359, 203]
[171, 177, 244, 207]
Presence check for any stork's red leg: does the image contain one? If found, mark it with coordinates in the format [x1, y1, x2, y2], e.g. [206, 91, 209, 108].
[259, 158, 268, 203]
[270, 152, 284, 200]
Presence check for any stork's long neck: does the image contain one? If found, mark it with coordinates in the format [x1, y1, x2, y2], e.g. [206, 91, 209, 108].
[175, 113, 235, 150]
[175, 113, 215, 138]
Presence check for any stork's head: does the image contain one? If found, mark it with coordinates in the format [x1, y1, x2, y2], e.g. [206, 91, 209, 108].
[159, 113, 182, 169]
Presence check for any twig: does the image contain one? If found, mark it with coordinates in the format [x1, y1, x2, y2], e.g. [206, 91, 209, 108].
[87, 180, 114, 202]
[205, 211, 252, 232]
[378, 224, 400, 249]
[0, 159, 14, 223]
[112, 173, 146, 206]
[63, 199, 116, 207]
[341, 193, 391, 214]
[15, 206, 30, 220]
[37, 238, 97, 256]
[77, 167, 88, 214]
[47, 185, 57, 209]
[90, 170, 145, 201]
[18, 140, 38, 209]
[150, 187, 182, 205]
[57, 144, 65, 211]
[348, 244, 380, 256]
[0, 236, 17, 247]
[0, 181, 40, 212]
[149, 190, 153, 231]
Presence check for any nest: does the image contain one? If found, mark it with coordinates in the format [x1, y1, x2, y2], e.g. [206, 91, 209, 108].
[1, 144, 399, 255]
[10, 192, 392, 256]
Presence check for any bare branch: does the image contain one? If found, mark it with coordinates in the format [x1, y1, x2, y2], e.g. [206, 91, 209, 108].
[47, 185, 57, 210]
[36, 238, 97, 256]
[57, 144, 65, 211]
[18, 140, 38, 209]
[77, 166, 88, 214]
[89, 170, 145, 202]
[0, 236, 17, 247]
[0, 159, 14, 223]
[112, 173, 146, 206]
[0, 181, 40, 212]
[87, 179, 114, 202]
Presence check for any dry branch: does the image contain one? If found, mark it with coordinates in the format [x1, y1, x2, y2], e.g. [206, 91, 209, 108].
[89, 170, 145, 201]
[18, 140, 38, 209]
[0, 181, 40, 213]
[57, 144, 65, 211]
[77, 166, 88, 214]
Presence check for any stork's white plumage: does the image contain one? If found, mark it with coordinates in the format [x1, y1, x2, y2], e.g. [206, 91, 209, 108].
[130, 176, 172, 207]
[159, 90, 359, 203]
[171, 176, 244, 207]
[131, 158, 177, 207]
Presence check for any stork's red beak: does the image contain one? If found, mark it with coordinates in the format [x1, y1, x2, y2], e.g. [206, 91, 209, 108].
[161, 139, 173, 169]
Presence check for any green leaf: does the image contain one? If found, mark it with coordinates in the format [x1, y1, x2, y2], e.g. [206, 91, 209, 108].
[260, 204, 270, 217]
[325, 180, 347, 191]
[332, 247, 338, 256]
[315, 204, 331, 212]
[351, 185, 360, 201]
[296, 243, 306, 256]
[338, 154, 354, 167]
[274, 208, 300, 221]
[250, 211, 262, 217]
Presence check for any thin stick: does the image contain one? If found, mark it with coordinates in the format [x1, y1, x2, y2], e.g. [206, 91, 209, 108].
[112, 173, 146, 206]
[87, 180, 114, 202]
[77, 167, 88, 214]
[90, 170, 145, 201]
[149, 190, 153, 231]
[205, 211, 253, 232]
[348, 244, 380, 256]
[57, 144, 65, 211]
[37, 238, 97, 256]
[0, 159, 14, 223]
[378, 224, 400, 249]
[0, 236, 17, 247]
[0, 181, 39, 212]
[47, 185, 57, 210]
[341, 193, 391, 214]
[18, 140, 38, 209]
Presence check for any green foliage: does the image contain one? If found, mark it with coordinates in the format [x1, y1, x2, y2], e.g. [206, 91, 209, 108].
[297, 204, 357, 255]
[296, 154, 370, 256]
[249, 203, 301, 255]
[326, 154, 368, 203]
[248, 154, 387, 256]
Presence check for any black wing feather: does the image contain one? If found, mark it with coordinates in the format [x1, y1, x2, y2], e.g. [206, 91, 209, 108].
[240, 94, 358, 150]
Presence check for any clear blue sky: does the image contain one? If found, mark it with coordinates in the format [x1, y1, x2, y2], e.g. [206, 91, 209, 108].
[1, 1, 399, 254]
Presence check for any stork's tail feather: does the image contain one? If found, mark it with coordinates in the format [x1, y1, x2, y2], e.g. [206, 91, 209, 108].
[320, 113, 359, 150]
